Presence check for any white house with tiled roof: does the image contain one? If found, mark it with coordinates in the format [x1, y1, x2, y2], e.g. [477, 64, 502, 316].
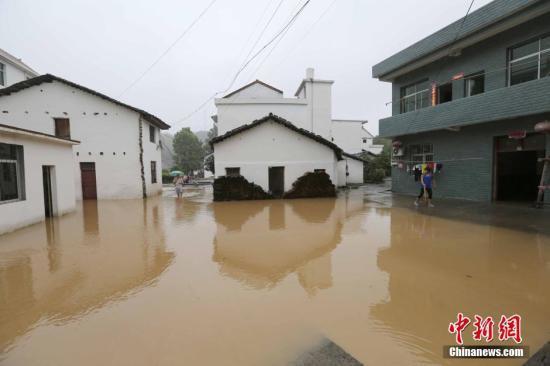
[0, 73, 170, 214]
[0, 48, 39, 88]
[214, 69, 383, 156]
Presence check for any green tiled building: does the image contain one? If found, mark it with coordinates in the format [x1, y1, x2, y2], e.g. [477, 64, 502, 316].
[373, 0, 550, 202]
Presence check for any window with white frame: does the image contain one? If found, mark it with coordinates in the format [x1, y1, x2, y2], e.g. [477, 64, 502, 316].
[0, 143, 25, 203]
[509, 35, 550, 86]
[400, 80, 430, 113]
[0, 62, 5, 86]
[409, 144, 434, 163]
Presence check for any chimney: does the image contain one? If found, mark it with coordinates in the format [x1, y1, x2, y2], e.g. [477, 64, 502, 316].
[306, 68, 315, 79]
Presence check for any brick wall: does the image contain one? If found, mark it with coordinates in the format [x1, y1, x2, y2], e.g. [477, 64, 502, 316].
[391, 115, 550, 202]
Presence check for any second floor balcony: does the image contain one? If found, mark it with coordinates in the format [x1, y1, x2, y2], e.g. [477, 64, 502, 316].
[379, 76, 550, 138]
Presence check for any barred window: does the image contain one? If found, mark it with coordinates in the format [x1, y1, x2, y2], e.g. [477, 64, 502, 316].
[409, 144, 434, 163]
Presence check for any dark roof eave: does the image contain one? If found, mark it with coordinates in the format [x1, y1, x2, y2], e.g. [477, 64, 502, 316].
[223, 80, 284, 99]
[0, 74, 170, 130]
[0, 123, 81, 144]
[372, 0, 546, 80]
[211, 113, 343, 160]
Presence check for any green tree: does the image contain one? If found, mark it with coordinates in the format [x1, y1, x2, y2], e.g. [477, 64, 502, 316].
[173, 128, 205, 174]
[203, 125, 218, 154]
[360, 138, 392, 183]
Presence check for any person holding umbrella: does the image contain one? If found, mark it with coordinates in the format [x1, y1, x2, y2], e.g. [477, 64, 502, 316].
[170, 171, 185, 199]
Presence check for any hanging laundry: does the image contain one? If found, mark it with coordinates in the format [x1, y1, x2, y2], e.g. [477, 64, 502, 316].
[414, 166, 422, 182]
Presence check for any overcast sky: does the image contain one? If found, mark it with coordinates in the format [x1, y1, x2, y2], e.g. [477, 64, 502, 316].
[0, 0, 493, 135]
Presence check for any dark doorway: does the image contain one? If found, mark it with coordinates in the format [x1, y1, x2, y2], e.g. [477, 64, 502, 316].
[269, 167, 285, 197]
[42, 166, 54, 217]
[80, 162, 97, 200]
[497, 151, 544, 201]
[438, 83, 453, 104]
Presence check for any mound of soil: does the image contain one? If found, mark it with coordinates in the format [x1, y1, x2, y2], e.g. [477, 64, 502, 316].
[213, 176, 272, 201]
[283, 172, 336, 199]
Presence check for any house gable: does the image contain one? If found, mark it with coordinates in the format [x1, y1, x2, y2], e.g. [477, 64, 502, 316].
[223, 80, 284, 100]
[0, 74, 169, 130]
[211, 113, 343, 160]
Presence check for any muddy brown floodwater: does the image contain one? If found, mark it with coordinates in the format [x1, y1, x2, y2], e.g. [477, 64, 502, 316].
[0, 186, 549, 365]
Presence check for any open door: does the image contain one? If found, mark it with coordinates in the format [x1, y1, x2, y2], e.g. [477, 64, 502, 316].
[80, 162, 97, 200]
[42, 166, 54, 217]
[269, 166, 285, 197]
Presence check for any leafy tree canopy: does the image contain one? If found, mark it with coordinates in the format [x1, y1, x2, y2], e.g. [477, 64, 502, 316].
[173, 127, 205, 174]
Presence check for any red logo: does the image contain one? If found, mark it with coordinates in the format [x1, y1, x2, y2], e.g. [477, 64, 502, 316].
[448, 313, 471, 345]
[449, 314, 522, 345]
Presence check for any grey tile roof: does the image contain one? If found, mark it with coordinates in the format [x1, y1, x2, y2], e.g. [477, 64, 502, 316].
[0, 74, 170, 129]
[211, 113, 344, 160]
[372, 0, 542, 79]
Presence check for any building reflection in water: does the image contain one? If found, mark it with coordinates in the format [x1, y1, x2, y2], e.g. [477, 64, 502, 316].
[369, 208, 550, 362]
[210, 192, 365, 295]
[0, 198, 174, 353]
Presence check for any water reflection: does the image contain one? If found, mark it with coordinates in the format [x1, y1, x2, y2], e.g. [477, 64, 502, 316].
[211, 192, 364, 295]
[0, 198, 174, 353]
[370, 208, 550, 363]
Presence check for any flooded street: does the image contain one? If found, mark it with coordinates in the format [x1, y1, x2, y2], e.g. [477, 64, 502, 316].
[1, 186, 549, 365]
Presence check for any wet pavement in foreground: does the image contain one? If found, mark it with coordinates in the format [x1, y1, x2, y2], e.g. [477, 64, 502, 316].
[0, 184, 549, 365]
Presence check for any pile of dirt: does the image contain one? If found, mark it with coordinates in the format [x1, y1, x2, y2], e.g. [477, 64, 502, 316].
[283, 172, 336, 199]
[213, 176, 272, 201]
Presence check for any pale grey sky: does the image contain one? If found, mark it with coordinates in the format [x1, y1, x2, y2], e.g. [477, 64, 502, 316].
[0, 0, 493, 135]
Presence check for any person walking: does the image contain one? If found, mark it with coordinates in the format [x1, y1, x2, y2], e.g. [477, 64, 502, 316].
[174, 175, 184, 199]
[415, 166, 435, 207]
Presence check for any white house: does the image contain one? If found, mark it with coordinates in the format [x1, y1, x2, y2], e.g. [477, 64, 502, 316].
[0, 48, 39, 88]
[0, 123, 78, 234]
[211, 69, 374, 193]
[331, 119, 384, 155]
[213, 68, 382, 155]
[0, 74, 170, 201]
[212, 114, 366, 194]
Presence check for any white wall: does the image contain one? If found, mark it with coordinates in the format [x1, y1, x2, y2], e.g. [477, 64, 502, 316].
[141, 120, 163, 197]
[0, 80, 160, 199]
[226, 83, 283, 99]
[215, 99, 308, 134]
[214, 121, 339, 192]
[303, 80, 333, 140]
[336, 158, 364, 186]
[0, 133, 76, 234]
[0, 58, 31, 88]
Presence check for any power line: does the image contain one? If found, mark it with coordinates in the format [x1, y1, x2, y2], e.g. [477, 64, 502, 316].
[239, 0, 286, 74]
[225, 0, 311, 93]
[175, 0, 312, 125]
[117, 0, 218, 98]
[246, 0, 306, 81]
[404, 0, 476, 136]
[266, 0, 338, 73]
[229, 0, 276, 76]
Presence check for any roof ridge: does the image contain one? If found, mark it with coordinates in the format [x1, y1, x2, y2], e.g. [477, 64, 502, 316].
[0, 74, 170, 129]
[211, 113, 343, 160]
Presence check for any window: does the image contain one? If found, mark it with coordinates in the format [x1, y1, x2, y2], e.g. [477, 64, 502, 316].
[0, 62, 4, 86]
[438, 83, 453, 104]
[401, 80, 430, 113]
[464, 72, 485, 97]
[225, 167, 240, 177]
[0, 143, 25, 203]
[149, 125, 156, 143]
[151, 161, 157, 183]
[362, 138, 367, 143]
[509, 35, 550, 86]
[54, 118, 71, 139]
[409, 144, 433, 163]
